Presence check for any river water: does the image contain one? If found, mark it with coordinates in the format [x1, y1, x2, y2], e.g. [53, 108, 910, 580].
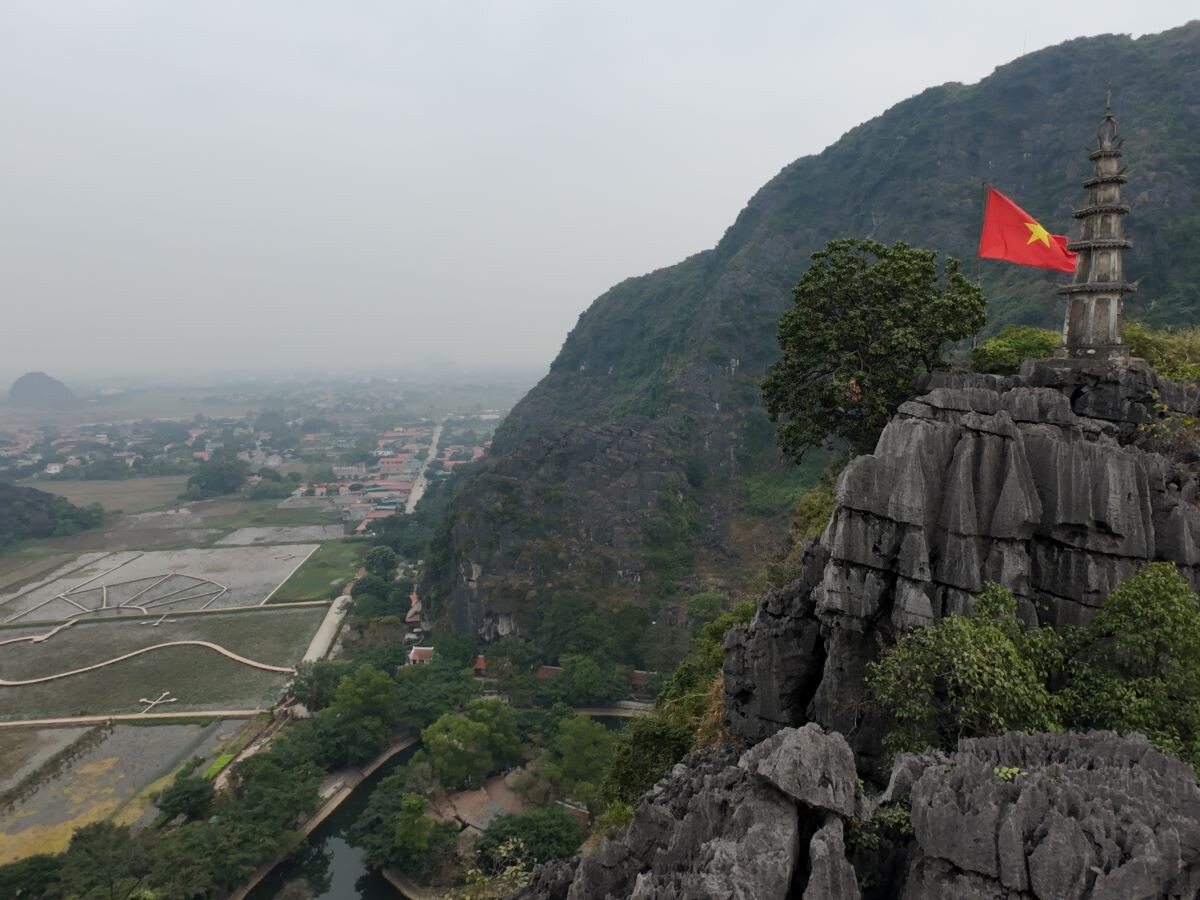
[248, 747, 418, 900]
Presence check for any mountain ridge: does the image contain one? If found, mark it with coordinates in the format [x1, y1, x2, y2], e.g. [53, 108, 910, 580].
[423, 22, 1200, 647]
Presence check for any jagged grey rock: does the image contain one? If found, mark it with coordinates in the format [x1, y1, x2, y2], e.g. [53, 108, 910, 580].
[726, 360, 1200, 773]
[512, 746, 801, 900]
[803, 816, 862, 900]
[519, 361, 1200, 900]
[902, 731, 1200, 899]
[738, 723, 858, 817]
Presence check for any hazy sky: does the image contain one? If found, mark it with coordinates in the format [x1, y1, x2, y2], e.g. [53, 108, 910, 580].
[2, 2, 1195, 384]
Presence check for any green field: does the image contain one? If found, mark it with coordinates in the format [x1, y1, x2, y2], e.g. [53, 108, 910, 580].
[0, 646, 292, 719]
[203, 499, 341, 532]
[20, 476, 190, 515]
[0, 605, 327, 720]
[0, 605, 327, 679]
[269, 539, 365, 601]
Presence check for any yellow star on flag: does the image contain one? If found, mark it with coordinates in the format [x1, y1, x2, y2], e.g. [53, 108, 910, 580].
[1024, 220, 1051, 247]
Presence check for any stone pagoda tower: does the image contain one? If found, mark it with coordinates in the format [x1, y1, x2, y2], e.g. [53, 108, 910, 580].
[1059, 101, 1134, 359]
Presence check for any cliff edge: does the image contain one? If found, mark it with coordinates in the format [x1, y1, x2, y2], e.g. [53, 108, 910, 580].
[518, 357, 1200, 899]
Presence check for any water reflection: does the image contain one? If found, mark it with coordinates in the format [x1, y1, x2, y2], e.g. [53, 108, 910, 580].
[249, 751, 415, 900]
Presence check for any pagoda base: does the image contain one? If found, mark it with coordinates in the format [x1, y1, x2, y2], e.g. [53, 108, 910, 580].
[1054, 342, 1128, 362]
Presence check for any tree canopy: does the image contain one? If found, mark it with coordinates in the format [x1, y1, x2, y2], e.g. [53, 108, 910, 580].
[474, 807, 583, 869]
[155, 774, 215, 820]
[1061, 563, 1200, 766]
[364, 546, 399, 580]
[349, 774, 457, 878]
[422, 699, 521, 790]
[762, 238, 985, 460]
[185, 453, 249, 498]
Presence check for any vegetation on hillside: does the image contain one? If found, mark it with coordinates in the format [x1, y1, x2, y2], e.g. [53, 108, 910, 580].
[1125, 321, 1200, 382]
[427, 24, 1200, 661]
[0, 482, 103, 549]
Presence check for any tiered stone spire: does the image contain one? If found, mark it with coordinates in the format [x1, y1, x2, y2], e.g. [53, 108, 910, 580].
[1059, 99, 1134, 359]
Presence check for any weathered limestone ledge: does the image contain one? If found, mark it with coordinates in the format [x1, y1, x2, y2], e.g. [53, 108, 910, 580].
[726, 359, 1200, 767]
[513, 728, 1200, 900]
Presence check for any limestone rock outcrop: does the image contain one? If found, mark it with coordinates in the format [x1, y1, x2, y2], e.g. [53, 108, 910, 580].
[726, 359, 1200, 773]
[516, 359, 1200, 900]
[515, 726, 861, 900]
[516, 730, 1200, 900]
[901, 732, 1200, 899]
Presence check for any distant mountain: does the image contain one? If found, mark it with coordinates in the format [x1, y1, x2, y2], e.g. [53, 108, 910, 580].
[8, 372, 77, 409]
[423, 23, 1200, 645]
[0, 483, 103, 548]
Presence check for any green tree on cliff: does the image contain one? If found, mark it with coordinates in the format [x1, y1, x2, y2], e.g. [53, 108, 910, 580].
[763, 238, 985, 460]
[1061, 563, 1200, 766]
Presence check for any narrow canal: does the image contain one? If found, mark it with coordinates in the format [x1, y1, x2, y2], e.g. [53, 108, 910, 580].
[247, 714, 633, 898]
[249, 746, 420, 900]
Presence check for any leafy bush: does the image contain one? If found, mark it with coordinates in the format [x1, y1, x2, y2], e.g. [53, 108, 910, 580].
[475, 807, 583, 868]
[870, 566, 1200, 772]
[867, 583, 1062, 760]
[1125, 321, 1200, 382]
[969, 324, 1059, 374]
[598, 715, 694, 806]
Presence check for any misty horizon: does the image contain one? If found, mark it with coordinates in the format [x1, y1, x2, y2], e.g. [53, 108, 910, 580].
[3, 2, 1196, 386]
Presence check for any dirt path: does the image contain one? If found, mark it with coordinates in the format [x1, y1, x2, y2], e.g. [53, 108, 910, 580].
[405, 421, 444, 513]
[0, 710, 265, 729]
[0, 640, 295, 686]
[301, 596, 349, 662]
[576, 702, 653, 718]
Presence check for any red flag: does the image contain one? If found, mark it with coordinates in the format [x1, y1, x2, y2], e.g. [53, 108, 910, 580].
[977, 187, 1077, 273]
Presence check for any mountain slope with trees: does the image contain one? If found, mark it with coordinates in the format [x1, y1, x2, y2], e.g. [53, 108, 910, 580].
[423, 23, 1200, 648]
[0, 483, 103, 549]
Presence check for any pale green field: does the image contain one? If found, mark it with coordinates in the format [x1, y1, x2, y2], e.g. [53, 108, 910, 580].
[269, 539, 365, 601]
[0, 605, 326, 720]
[19, 475, 189, 514]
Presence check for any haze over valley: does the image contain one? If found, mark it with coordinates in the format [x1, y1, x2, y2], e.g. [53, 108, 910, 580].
[3, 5, 1200, 899]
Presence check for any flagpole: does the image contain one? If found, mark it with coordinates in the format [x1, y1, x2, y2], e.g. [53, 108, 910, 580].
[974, 181, 988, 350]
[976, 180, 988, 283]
